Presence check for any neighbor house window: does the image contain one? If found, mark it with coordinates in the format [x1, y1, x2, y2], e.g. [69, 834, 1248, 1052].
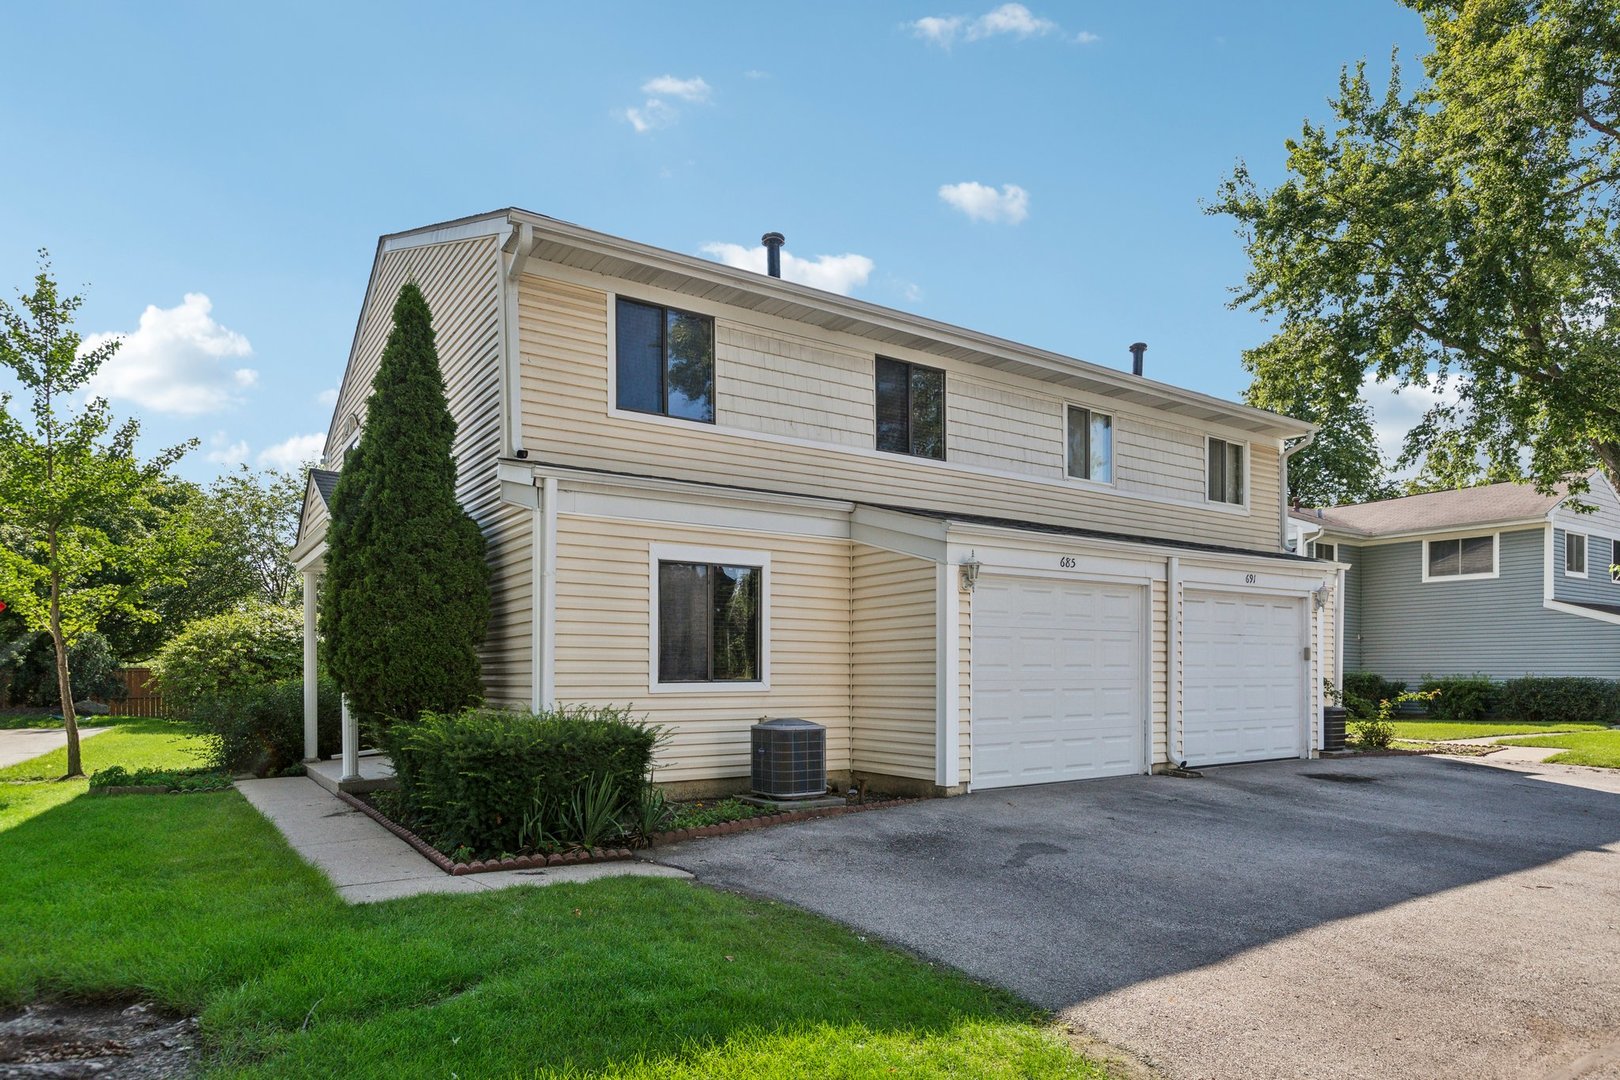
[1425, 534, 1496, 580]
[1565, 532, 1587, 577]
[616, 297, 714, 422]
[875, 356, 945, 460]
[1206, 438, 1246, 504]
[657, 560, 763, 684]
[1612, 538, 1619, 584]
[1066, 406, 1113, 482]
[1313, 542, 1336, 562]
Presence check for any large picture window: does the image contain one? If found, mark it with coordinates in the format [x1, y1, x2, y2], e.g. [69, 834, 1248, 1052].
[1066, 406, 1113, 482]
[616, 297, 715, 422]
[1207, 437, 1246, 504]
[875, 356, 945, 460]
[1425, 534, 1496, 580]
[656, 559, 763, 684]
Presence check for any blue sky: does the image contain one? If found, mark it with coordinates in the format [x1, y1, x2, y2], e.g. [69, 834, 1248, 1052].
[0, 1, 1431, 482]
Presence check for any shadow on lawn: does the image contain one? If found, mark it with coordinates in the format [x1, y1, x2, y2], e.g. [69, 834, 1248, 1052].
[650, 754, 1620, 1011]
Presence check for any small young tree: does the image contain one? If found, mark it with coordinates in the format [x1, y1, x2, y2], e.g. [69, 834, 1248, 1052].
[321, 282, 490, 728]
[0, 252, 202, 776]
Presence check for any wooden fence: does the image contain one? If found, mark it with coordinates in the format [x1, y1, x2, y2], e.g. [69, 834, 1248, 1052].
[103, 667, 167, 718]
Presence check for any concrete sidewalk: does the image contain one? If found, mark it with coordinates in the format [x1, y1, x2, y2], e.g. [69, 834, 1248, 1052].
[236, 775, 688, 903]
[0, 726, 109, 769]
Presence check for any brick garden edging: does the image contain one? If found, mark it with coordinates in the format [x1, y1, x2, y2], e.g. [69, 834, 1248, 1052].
[334, 788, 913, 876]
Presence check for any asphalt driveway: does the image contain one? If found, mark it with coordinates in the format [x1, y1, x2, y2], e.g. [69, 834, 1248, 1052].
[655, 755, 1620, 1080]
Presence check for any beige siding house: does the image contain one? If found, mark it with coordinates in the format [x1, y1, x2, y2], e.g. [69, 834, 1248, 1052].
[292, 209, 1343, 795]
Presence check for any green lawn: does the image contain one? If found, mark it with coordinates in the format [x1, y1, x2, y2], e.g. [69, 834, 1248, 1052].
[0, 722, 1098, 1078]
[1496, 729, 1620, 768]
[1376, 718, 1613, 742]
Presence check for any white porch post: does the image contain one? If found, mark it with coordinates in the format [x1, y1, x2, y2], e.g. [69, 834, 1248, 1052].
[340, 695, 359, 783]
[302, 568, 320, 761]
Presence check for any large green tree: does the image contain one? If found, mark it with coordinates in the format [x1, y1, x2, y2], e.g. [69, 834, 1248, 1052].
[320, 282, 490, 729]
[1212, 0, 1620, 496]
[0, 253, 202, 775]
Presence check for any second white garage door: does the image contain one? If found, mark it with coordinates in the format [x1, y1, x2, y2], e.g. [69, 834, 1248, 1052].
[972, 576, 1146, 789]
[1182, 590, 1307, 767]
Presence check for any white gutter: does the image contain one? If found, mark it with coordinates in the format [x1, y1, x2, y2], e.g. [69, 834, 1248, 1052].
[500, 221, 534, 459]
[1278, 431, 1317, 552]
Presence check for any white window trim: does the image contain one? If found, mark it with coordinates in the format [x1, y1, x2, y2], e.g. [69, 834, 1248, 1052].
[1203, 434, 1251, 510]
[648, 542, 771, 694]
[1421, 531, 1500, 582]
[1564, 531, 1589, 578]
[1063, 402, 1117, 487]
[609, 294, 717, 426]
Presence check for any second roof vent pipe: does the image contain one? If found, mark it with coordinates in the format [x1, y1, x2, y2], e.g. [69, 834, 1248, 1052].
[1129, 341, 1147, 376]
[762, 232, 786, 278]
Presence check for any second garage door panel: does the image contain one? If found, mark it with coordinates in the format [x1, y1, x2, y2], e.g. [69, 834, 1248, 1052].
[973, 576, 1146, 789]
[1182, 590, 1306, 767]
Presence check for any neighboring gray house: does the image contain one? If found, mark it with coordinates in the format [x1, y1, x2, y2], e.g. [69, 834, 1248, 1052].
[1291, 475, 1620, 684]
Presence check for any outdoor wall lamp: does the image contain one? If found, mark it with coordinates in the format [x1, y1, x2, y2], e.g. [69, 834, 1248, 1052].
[1312, 583, 1332, 611]
[959, 552, 981, 592]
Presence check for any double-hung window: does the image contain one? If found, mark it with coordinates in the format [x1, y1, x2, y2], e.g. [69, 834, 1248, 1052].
[1424, 534, 1496, 580]
[1565, 532, 1588, 577]
[615, 297, 715, 422]
[655, 553, 765, 687]
[1066, 406, 1113, 482]
[1207, 437, 1246, 504]
[1313, 541, 1336, 562]
[875, 356, 945, 460]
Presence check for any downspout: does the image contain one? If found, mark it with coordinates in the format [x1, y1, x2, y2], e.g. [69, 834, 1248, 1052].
[500, 220, 534, 460]
[1334, 564, 1346, 695]
[1167, 555, 1181, 768]
[533, 476, 558, 710]
[1279, 431, 1317, 551]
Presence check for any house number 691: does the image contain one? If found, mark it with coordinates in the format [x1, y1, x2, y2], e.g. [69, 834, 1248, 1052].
[1059, 557, 1076, 568]
[1245, 573, 1257, 584]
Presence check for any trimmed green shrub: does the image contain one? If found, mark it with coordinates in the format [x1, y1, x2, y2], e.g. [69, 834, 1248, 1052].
[90, 764, 232, 793]
[1496, 677, 1620, 726]
[4, 632, 123, 707]
[384, 705, 660, 858]
[1342, 671, 1407, 719]
[1419, 673, 1496, 721]
[321, 282, 491, 732]
[192, 675, 341, 777]
[149, 604, 302, 719]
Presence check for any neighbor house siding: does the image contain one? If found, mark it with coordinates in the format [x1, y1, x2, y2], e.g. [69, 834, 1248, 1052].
[1553, 527, 1620, 606]
[551, 515, 853, 784]
[1340, 543, 1364, 672]
[849, 545, 937, 783]
[516, 272, 1284, 552]
[321, 234, 529, 706]
[1356, 527, 1620, 681]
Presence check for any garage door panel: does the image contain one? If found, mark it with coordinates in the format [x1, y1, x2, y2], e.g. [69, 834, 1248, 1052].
[1183, 590, 1305, 767]
[972, 576, 1146, 789]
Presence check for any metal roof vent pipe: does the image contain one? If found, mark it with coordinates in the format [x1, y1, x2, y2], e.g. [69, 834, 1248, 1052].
[1129, 341, 1147, 376]
[762, 232, 786, 278]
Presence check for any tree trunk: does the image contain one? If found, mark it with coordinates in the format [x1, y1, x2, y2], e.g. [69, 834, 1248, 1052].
[47, 525, 81, 779]
[1593, 440, 1620, 493]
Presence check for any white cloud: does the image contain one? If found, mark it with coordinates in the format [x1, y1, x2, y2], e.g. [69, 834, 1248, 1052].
[204, 431, 250, 466]
[939, 181, 1030, 224]
[910, 4, 1070, 47]
[623, 98, 677, 133]
[1075, 30, 1100, 44]
[316, 387, 339, 407]
[699, 242, 875, 296]
[1363, 375, 1463, 472]
[257, 432, 326, 472]
[641, 75, 711, 103]
[82, 293, 256, 414]
[743, 69, 769, 80]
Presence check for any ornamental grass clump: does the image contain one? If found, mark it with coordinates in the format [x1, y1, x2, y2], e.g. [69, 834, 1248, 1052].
[384, 704, 661, 858]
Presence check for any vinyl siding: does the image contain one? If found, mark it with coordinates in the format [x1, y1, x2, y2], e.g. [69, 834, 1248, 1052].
[850, 546, 937, 782]
[1553, 527, 1620, 606]
[958, 583, 972, 784]
[1151, 579, 1169, 763]
[319, 235, 529, 705]
[1340, 544, 1364, 671]
[552, 516, 853, 784]
[1356, 527, 1620, 681]
[517, 273, 1284, 551]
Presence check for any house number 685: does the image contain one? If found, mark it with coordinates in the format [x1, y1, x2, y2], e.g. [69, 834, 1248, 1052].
[1059, 557, 1076, 568]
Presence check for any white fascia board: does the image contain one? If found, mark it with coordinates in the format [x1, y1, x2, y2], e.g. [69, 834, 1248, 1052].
[1543, 598, 1620, 626]
[290, 539, 327, 572]
[1345, 518, 1548, 546]
[850, 506, 949, 562]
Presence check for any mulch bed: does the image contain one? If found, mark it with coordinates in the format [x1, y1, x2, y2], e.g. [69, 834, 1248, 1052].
[337, 789, 914, 877]
[0, 1000, 197, 1079]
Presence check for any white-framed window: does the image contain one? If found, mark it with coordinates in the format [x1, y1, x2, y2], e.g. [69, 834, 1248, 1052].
[1612, 538, 1620, 584]
[1565, 531, 1588, 577]
[615, 297, 716, 423]
[875, 356, 946, 460]
[649, 543, 770, 693]
[1206, 437, 1246, 505]
[1065, 405, 1113, 482]
[1312, 541, 1336, 562]
[1422, 533, 1498, 581]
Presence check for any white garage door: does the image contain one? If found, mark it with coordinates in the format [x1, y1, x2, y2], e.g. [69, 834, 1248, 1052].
[1182, 590, 1306, 767]
[973, 576, 1145, 789]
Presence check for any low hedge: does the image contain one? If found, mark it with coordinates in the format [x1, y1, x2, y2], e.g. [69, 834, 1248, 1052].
[1496, 677, 1620, 726]
[89, 764, 233, 793]
[1418, 674, 1496, 721]
[192, 675, 341, 777]
[1342, 671, 1408, 719]
[384, 705, 661, 858]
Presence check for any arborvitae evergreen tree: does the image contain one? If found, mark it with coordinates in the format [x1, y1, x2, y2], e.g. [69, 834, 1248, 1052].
[320, 282, 490, 728]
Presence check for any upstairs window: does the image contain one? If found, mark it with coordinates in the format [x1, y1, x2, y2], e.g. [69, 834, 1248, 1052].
[657, 560, 763, 684]
[1066, 406, 1113, 482]
[1612, 538, 1619, 584]
[875, 356, 945, 460]
[1566, 532, 1588, 576]
[1207, 437, 1246, 504]
[1425, 534, 1496, 580]
[1313, 542, 1336, 562]
[616, 298, 714, 422]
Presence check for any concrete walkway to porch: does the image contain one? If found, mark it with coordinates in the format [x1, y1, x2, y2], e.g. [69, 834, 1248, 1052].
[236, 774, 689, 904]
